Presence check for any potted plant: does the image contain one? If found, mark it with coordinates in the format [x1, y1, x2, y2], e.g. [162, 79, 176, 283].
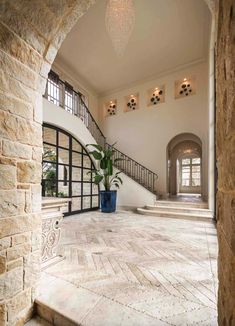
[86, 143, 123, 213]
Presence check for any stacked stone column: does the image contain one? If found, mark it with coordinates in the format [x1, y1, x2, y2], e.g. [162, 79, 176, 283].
[0, 1, 95, 324]
[216, 0, 235, 324]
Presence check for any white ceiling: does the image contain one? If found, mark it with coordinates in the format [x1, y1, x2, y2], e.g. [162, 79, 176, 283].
[55, 0, 211, 96]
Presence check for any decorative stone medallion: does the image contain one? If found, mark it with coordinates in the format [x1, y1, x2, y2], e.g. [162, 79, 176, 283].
[175, 77, 196, 99]
[124, 93, 139, 112]
[147, 86, 165, 107]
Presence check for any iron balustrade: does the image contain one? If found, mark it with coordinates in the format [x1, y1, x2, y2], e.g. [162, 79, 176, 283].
[44, 71, 106, 148]
[44, 71, 158, 195]
[107, 144, 158, 194]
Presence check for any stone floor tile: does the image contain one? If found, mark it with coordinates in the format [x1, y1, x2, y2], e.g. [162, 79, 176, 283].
[38, 210, 218, 325]
[82, 297, 168, 326]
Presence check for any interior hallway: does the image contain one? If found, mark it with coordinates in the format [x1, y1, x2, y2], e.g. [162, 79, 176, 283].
[35, 211, 218, 325]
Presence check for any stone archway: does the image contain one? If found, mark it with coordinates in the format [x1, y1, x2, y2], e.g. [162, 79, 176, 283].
[167, 134, 202, 197]
[0, 0, 234, 325]
[0, 1, 95, 324]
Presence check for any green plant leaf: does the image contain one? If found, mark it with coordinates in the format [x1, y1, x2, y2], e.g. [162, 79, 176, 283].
[86, 144, 103, 152]
[105, 148, 115, 159]
[100, 158, 108, 169]
[115, 176, 123, 184]
[94, 175, 103, 184]
[90, 150, 102, 160]
[114, 183, 120, 188]
[107, 159, 113, 175]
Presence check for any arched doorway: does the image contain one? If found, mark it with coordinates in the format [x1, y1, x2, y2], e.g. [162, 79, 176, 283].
[167, 133, 202, 197]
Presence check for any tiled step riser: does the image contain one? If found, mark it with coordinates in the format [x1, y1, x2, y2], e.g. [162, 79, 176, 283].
[154, 201, 208, 209]
[36, 302, 77, 326]
[137, 208, 212, 221]
[146, 206, 212, 216]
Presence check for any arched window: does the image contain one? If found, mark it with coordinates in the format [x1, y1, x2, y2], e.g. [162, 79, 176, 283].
[42, 123, 99, 215]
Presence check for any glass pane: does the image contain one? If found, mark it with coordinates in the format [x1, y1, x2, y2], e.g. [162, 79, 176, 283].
[42, 162, 56, 179]
[83, 169, 91, 181]
[65, 90, 73, 114]
[72, 167, 81, 181]
[192, 172, 200, 179]
[92, 183, 99, 195]
[92, 196, 99, 208]
[72, 139, 82, 152]
[59, 132, 69, 148]
[72, 152, 82, 166]
[47, 79, 59, 106]
[72, 182, 81, 196]
[72, 197, 81, 211]
[83, 183, 91, 195]
[43, 144, 57, 162]
[182, 179, 190, 186]
[58, 148, 69, 165]
[83, 155, 91, 168]
[83, 196, 91, 209]
[43, 127, 56, 145]
[192, 179, 201, 186]
[192, 165, 201, 173]
[42, 180, 56, 197]
[58, 182, 69, 197]
[58, 164, 69, 183]
[192, 158, 201, 164]
[182, 158, 190, 165]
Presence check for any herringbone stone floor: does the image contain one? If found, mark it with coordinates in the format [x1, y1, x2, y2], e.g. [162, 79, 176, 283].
[41, 210, 218, 325]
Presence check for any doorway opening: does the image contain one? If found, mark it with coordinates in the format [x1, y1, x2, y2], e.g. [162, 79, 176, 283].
[167, 133, 202, 198]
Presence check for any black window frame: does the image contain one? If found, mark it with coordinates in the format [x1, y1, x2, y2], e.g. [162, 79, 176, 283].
[42, 123, 100, 216]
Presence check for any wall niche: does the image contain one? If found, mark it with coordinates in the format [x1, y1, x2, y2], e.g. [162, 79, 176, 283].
[147, 86, 165, 107]
[175, 77, 196, 99]
[105, 99, 117, 117]
[124, 93, 139, 112]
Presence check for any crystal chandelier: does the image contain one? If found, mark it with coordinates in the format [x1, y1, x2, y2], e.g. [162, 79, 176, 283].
[105, 0, 135, 56]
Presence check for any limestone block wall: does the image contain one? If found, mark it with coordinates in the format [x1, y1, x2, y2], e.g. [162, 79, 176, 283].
[216, 0, 235, 324]
[0, 1, 95, 325]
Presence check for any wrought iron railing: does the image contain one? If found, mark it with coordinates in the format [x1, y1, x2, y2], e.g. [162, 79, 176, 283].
[44, 71, 158, 194]
[44, 71, 106, 148]
[107, 144, 158, 194]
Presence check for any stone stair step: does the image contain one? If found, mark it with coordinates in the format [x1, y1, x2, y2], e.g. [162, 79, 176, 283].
[34, 272, 101, 326]
[154, 200, 208, 209]
[146, 205, 212, 216]
[35, 301, 77, 326]
[25, 316, 53, 326]
[137, 207, 212, 221]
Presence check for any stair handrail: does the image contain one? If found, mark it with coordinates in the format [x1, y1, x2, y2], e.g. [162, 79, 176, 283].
[106, 143, 158, 193]
[44, 71, 158, 194]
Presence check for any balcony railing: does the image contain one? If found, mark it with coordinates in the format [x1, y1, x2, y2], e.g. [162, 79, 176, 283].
[44, 71, 158, 195]
[44, 71, 106, 148]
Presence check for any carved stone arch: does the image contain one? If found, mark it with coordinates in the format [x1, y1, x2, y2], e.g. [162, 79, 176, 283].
[0, 1, 95, 324]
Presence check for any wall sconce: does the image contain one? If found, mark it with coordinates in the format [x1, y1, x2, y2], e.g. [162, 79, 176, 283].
[124, 93, 139, 112]
[175, 76, 196, 99]
[147, 85, 165, 107]
[105, 99, 117, 117]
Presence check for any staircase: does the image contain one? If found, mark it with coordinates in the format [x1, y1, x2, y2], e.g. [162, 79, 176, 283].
[44, 72, 158, 195]
[137, 199, 213, 221]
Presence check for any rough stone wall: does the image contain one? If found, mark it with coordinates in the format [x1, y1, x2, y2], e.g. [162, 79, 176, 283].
[216, 0, 235, 325]
[0, 1, 95, 325]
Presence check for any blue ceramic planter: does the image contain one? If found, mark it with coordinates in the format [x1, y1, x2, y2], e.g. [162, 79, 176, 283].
[100, 190, 117, 213]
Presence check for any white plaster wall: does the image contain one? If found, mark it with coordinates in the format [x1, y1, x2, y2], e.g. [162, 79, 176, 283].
[43, 98, 156, 208]
[99, 62, 209, 199]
